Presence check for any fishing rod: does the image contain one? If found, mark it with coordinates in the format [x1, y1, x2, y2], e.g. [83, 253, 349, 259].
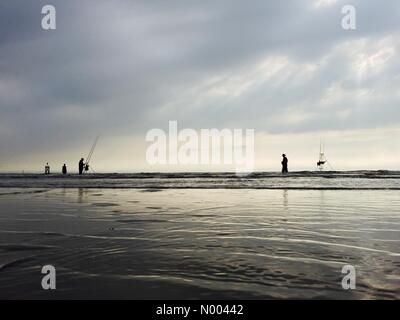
[326, 160, 335, 171]
[83, 135, 100, 174]
[316, 139, 335, 171]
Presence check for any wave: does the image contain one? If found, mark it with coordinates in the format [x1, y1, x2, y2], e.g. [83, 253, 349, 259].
[1, 170, 400, 179]
[0, 171, 399, 190]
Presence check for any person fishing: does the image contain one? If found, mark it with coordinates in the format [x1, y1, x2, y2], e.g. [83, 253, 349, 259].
[45, 163, 50, 174]
[62, 164, 67, 175]
[317, 160, 326, 167]
[82, 136, 99, 174]
[79, 158, 85, 175]
[78, 136, 99, 175]
[281, 154, 288, 174]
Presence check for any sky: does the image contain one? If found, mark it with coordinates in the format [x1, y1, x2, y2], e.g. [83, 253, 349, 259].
[0, 0, 399, 172]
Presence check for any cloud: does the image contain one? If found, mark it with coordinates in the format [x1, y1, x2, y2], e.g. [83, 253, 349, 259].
[0, 0, 399, 171]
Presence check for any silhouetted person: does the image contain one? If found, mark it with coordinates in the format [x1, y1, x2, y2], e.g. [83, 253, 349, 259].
[62, 164, 67, 175]
[45, 163, 50, 174]
[281, 154, 288, 174]
[79, 158, 85, 175]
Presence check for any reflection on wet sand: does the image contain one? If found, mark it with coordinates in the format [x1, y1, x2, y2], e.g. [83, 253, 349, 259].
[0, 188, 399, 299]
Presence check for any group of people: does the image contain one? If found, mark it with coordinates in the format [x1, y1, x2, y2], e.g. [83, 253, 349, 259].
[45, 155, 290, 175]
[44, 158, 88, 175]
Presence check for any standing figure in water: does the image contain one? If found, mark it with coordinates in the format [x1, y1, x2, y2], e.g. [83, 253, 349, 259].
[281, 154, 288, 174]
[62, 164, 67, 175]
[44, 163, 50, 174]
[79, 158, 85, 175]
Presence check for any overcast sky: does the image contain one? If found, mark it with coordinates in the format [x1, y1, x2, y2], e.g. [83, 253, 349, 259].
[0, 0, 399, 172]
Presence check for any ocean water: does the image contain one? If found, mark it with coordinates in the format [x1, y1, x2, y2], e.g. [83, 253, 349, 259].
[0, 172, 399, 299]
[0, 171, 400, 189]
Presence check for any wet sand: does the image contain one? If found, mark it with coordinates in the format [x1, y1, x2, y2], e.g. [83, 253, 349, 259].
[0, 188, 399, 299]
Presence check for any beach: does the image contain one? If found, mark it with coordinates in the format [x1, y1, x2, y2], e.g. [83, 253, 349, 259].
[0, 173, 399, 299]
